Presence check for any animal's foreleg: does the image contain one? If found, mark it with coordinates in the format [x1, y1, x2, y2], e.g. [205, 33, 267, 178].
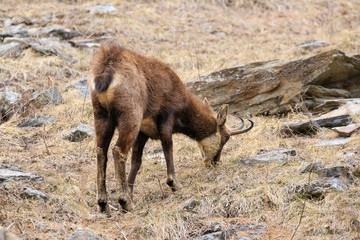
[159, 116, 181, 192]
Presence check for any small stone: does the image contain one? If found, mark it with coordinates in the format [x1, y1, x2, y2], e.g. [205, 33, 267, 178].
[68, 228, 101, 240]
[300, 162, 323, 174]
[0, 91, 21, 123]
[295, 178, 348, 199]
[257, 148, 296, 156]
[332, 123, 360, 137]
[183, 199, 197, 210]
[0, 24, 29, 38]
[0, 168, 43, 183]
[69, 38, 110, 48]
[316, 166, 351, 179]
[11, 16, 33, 25]
[198, 223, 266, 240]
[296, 40, 328, 50]
[31, 87, 63, 108]
[0, 229, 20, 240]
[0, 42, 25, 57]
[346, 158, 360, 177]
[311, 138, 351, 147]
[23, 187, 48, 200]
[239, 148, 296, 166]
[17, 114, 56, 127]
[90, 5, 117, 15]
[63, 77, 90, 99]
[63, 124, 95, 142]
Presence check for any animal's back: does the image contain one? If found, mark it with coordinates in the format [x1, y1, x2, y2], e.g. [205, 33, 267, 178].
[89, 41, 188, 118]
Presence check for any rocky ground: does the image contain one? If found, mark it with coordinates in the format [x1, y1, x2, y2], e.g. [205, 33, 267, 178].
[0, 0, 360, 239]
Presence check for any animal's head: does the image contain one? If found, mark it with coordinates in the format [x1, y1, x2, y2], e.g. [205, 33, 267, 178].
[197, 100, 253, 167]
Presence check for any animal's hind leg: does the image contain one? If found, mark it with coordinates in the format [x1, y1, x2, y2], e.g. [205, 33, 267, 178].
[113, 113, 141, 212]
[94, 116, 116, 214]
[128, 132, 149, 198]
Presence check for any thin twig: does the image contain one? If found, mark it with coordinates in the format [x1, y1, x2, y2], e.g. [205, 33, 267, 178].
[290, 169, 312, 240]
[41, 125, 51, 155]
[157, 178, 165, 198]
[195, 52, 201, 81]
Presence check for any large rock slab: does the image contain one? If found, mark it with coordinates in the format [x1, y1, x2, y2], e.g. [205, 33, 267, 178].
[186, 50, 360, 116]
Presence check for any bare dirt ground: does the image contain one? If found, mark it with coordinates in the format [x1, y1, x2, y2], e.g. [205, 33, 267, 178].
[0, 0, 360, 239]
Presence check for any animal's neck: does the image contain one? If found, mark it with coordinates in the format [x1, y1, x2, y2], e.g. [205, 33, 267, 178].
[179, 93, 217, 141]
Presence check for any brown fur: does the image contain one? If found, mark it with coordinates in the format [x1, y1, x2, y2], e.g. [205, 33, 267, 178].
[89, 40, 244, 212]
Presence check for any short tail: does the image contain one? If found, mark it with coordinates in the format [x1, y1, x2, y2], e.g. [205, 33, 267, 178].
[91, 40, 125, 93]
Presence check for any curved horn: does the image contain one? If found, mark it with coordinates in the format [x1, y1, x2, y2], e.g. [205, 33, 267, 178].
[230, 119, 254, 136]
[230, 117, 245, 131]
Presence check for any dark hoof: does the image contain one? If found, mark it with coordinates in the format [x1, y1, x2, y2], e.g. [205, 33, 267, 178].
[119, 197, 134, 212]
[166, 178, 181, 192]
[98, 201, 110, 214]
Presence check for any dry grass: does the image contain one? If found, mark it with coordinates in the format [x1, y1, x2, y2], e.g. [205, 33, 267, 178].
[1, 0, 360, 239]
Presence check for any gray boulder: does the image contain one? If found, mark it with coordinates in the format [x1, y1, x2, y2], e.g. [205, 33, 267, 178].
[63, 124, 95, 142]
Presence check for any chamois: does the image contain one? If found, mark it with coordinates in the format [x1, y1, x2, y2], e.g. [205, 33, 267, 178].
[88, 40, 253, 213]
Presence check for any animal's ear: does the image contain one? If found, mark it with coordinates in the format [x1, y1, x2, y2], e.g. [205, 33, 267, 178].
[217, 104, 229, 126]
[203, 97, 209, 106]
